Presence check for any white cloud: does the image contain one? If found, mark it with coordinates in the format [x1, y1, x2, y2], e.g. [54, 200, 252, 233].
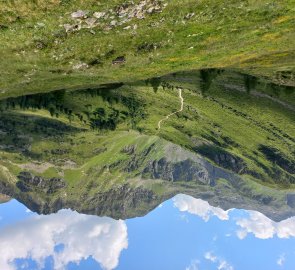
[277, 254, 285, 266]
[236, 211, 274, 239]
[218, 259, 234, 270]
[204, 251, 234, 270]
[277, 218, 295, 238]
[173, 194, 295, 240]
[0, 209, 128, 270]
[204, 251, 217, 262]
[236, 211, 295, 239]
[25, 209, 32, 213]
[173, 194, 229, 222]
[185, 259, 200, 270]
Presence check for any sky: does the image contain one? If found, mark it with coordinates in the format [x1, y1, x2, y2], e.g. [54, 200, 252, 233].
[0, 195, 295, 270]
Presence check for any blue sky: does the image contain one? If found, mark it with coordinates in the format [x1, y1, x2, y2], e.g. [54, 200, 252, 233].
[0, 195, 295, 270]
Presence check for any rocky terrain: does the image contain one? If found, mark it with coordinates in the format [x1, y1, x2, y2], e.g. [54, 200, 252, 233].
[0, 130, 294, 222]
[16, 171, 66, 194]
[64, 0, 167, 33]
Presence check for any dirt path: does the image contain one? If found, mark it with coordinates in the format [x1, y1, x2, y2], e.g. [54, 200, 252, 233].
[158, 88, 184, 130]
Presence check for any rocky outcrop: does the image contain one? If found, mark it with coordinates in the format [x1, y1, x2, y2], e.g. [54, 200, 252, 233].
[16, 172, 66, 194]
[212, 152, 246, 173]
[0, 136, 294, 222]
[121, 144, 137, 155]
[64, 0, 168, 34]
[5, 184, 160, 220]
[195, 145, 247, 174]
[84, 184, 158, 219]
[142, 158, 210, 184]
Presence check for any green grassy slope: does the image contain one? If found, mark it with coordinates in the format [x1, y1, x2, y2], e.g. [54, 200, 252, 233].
[0, 69, 294, 220]
[0, 0, 294, 99]
[0, 70, 294, 190]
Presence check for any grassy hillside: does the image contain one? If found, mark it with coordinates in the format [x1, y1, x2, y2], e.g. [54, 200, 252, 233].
[0, 0, 294, 99]
[0, 70, 294, 189]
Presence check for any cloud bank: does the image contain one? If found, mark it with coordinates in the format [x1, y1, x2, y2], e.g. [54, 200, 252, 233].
[236, 211, 295, 239]
[0, 209, 128, 270]
[173, 194, 295, 240]
[173, 194, 229, 221]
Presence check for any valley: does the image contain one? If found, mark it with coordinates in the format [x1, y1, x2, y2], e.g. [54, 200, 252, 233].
[0, 69, 294, 221]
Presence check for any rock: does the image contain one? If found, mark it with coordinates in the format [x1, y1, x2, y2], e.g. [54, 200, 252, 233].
[73, 62, 89, 70]
[63, 24, 81, 33]
[18, 171, 36, 184]
[121, 18, 129, 24]
[136, 12, 145, 19]
[35, 40, 46, 49]
[123, 25, 131, 30]
[62, 0, 167, 33]
[185, 13, 195, 19]
[147, 7, 155, 14]
[121, 145, 137, 155]
[85, 18, 97, 28]
[35, 22, 45, 28]
[196, 145, 247, 174]
[71, 10, 88, 19]
[63, 24, 72, 32]
[104, 26, 112, 31]
[17, 171, 66, 194]
[63, 160, 77, 168]
[112, 56, 126, 65]
[110, 20, 117, 26]
[142, 158, 210, 184]
[16, 181, 32, 192]
[47, 178, 66, 194]
[117, 0, 166, 20]
[85, 184, 157, 219]
[93, 11, 106, 19]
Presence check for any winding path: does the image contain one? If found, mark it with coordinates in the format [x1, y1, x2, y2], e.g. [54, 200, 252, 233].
[157, 88, 184, 130]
